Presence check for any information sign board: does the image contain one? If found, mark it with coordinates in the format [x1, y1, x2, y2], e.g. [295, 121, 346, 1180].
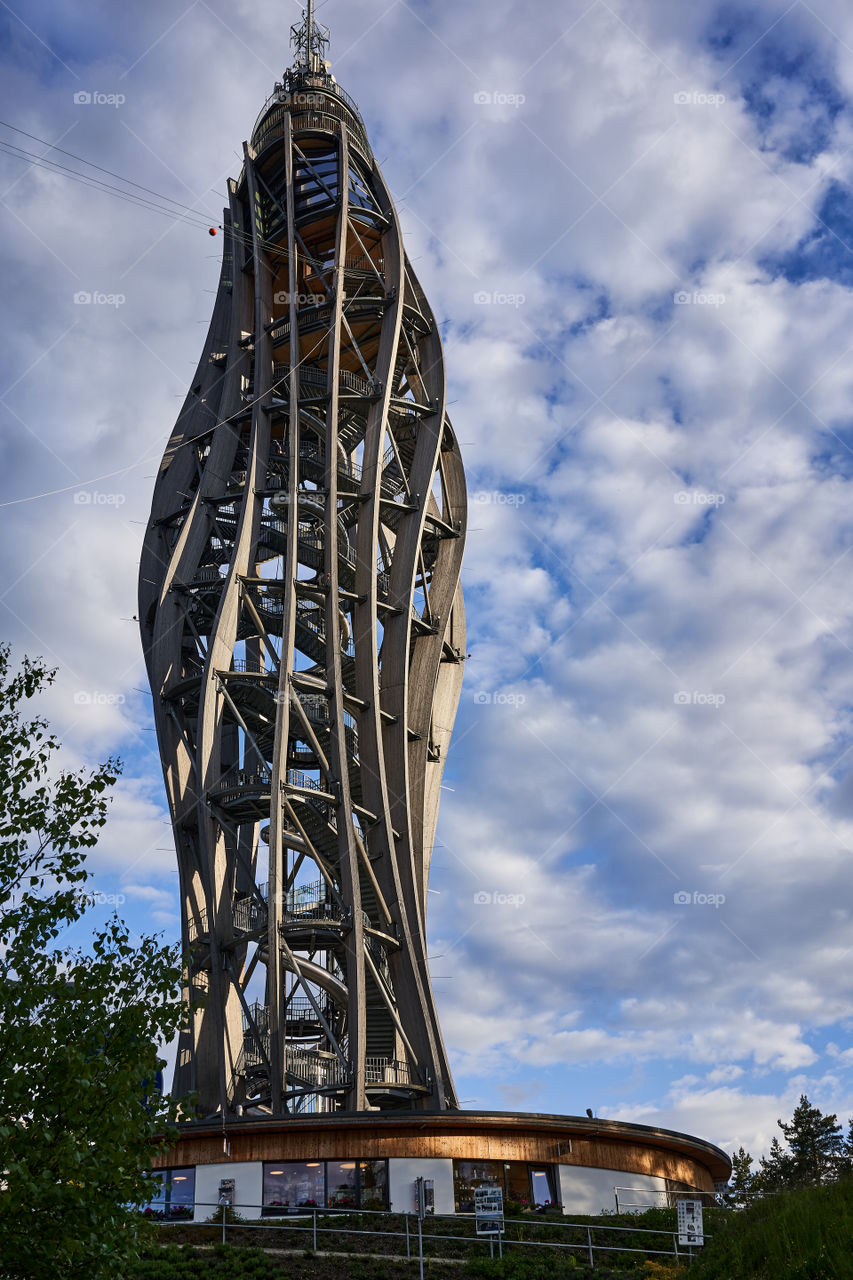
[474, 1185, 504, 1236]
[677, 1198, 704, 1247]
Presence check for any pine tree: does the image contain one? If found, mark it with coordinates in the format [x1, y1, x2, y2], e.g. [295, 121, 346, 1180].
[724, 1146, 756, 1208]
[781, 1095, 844, 1187]
[757, 1095, 844, 1192]
[757, 1135, 793, 1192]
[839, 1119, 853, 1178]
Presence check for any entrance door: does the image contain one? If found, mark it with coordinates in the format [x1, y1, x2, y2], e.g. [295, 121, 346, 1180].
[529, 1168, 552, 1208]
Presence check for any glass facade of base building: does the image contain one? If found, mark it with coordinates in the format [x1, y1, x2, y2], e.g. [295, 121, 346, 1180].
[146, 1159, 389, 1216]
[263, 1159, 388, 1213]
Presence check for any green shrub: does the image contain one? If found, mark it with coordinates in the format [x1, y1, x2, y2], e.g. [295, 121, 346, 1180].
[690, 1177, 853, 1280]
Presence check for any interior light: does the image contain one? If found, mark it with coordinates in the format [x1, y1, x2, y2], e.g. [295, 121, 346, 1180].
[269, 1170, 284, 1176]
[340, 1163, 355, 1169]
[306, 1162, 320, 1167]
[172, 1176, 187, 1182]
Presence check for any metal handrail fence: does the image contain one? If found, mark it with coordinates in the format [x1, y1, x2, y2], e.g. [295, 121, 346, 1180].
[156, 1200, 710, 1268]
[614, 1182, 712, 1212]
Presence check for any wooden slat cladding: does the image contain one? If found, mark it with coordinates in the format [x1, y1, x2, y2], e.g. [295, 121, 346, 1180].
[151, 1113, 727, 1191]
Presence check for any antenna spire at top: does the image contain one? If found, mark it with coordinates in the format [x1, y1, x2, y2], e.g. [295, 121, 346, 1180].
[290, 1, 330, 76]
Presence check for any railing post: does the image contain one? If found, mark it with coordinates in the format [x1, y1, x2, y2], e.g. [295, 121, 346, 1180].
[418, 1211, 424, 1280]
[405, 1212, 410, 1258]
[587, 1226, 594, 1267]
[673, 1232, 680, 1261]
[313, 1207, 317, 1252]
[221, 1204, 226, 1246]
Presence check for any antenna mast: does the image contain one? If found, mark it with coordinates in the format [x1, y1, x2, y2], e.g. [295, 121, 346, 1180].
[290, 1, 330, 76]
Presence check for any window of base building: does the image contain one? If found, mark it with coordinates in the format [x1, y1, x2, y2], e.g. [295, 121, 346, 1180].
[143, 1167, 195, 1219]
[528, 1167, 554, 1208]
[262, 1159, 389, 1214]
[263, 1161, 325, 1214]
[453, 1160, 556, 1213]
[357, 1159, 388, 1211]
[327, 1160, 357, 1208]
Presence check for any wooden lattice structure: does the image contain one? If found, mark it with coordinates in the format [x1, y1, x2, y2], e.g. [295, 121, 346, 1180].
[139, 4, 466, 1119]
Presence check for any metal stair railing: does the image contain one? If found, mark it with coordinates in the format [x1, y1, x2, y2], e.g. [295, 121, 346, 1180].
[229, 656, 274, 675]
[285, 767, 332, 796]
[364, 1057, 422, 1088]
[295, 607, 355, 658]
[282, 877, 348, 924]
[187, 906, 208, 944]
[233, 894, 268, 935]
[209, 765, 272, 802]
[286, 1046, 352, 1089]
[285, 995, 332, 1023]
[272, 362, 382, 400]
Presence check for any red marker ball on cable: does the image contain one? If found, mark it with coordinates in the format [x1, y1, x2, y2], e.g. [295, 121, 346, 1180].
[209, 227, 217, 236]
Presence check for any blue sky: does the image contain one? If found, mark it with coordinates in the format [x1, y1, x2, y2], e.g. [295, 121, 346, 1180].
[5, 0, 853, 1161]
